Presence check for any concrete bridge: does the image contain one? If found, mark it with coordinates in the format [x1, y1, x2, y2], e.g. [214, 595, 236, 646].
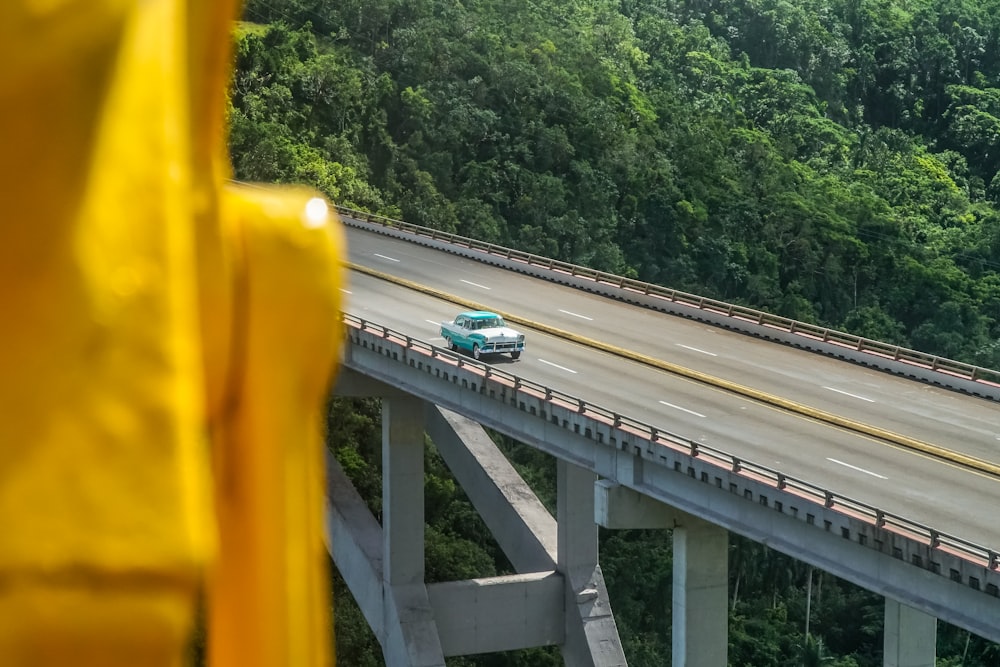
[323, 214, 1000, 666]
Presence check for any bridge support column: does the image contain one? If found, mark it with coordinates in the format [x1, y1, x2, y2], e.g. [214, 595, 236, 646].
[595, 480, 729, 667]
[672, 516, 728, 667]
[558, 460, 626, 666]
[332, 375, 625, 663]
[883, 600, 936, 667]
[382, 397, 445, 667]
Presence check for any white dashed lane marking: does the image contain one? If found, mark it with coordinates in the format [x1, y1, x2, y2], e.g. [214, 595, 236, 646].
[538, 359, 577, 374]
[827, 457, 887, 479]
[559, 309, 593, 321]
[676, 343, 717, 357]
[824, 386, 875, 403]
[659, 400, 706, 418]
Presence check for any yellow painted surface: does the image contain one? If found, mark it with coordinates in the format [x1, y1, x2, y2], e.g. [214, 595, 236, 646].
[210, 184, 344, 667]
[0, 1, 341, 665]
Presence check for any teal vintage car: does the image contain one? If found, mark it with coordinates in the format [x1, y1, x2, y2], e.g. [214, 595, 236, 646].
[440, 311, 525, 360]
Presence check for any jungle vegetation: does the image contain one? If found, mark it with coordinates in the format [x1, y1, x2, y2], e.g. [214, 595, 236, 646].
[229, 0, 1000, 664]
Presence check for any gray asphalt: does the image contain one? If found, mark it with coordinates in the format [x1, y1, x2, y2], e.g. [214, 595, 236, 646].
[342, 224, 1000, 552]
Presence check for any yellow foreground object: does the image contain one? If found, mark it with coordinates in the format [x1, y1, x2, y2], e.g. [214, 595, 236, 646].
[0, 2, 343, 665]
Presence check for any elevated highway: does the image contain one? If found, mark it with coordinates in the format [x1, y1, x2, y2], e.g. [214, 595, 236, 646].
[328, 212, 1000, 666]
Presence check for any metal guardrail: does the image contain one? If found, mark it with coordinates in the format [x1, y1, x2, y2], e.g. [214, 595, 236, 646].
[344, 313, 1000, 574]
[335, 204, 1000, 390]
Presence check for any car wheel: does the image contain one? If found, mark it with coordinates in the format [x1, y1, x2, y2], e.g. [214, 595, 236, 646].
[472, 344, 481, 360]
[510, 351, 521, 360]
[445, 336, 456, 352]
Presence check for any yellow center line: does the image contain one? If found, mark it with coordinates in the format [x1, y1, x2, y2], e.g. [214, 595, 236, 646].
[349, 262, 1000, 477]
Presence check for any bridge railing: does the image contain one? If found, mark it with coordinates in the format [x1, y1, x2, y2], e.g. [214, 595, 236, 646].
[336, 205, 1000, 397]
[345, 313, 1000, 574]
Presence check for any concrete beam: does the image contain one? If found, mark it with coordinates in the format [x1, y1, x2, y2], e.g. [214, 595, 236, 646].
[426, 406, 556, 571]
[324, 451, 450, 667]
[558, 461, 628, 667]
[324, 453, 385, 639]
[427, 572, 564, 656]
[596, 478, 684, 529]
[334, 366, 412, 397]
[383, 583, 445, 667]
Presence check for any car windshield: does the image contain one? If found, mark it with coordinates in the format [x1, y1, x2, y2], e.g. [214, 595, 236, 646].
[477, 317, 502, 329]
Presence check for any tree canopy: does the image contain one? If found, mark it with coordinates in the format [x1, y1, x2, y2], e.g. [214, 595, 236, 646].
[228, 1, 1000, 664]
[234, 0, 1000, 368]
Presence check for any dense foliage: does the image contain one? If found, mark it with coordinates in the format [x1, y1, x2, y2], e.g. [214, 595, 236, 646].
[229, 0, 1000, 664]
[234, 0, 1000, 368]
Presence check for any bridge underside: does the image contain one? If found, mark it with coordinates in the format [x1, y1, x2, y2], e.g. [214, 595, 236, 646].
[328, 370, 943, 666]
[328, 372, 626, 666]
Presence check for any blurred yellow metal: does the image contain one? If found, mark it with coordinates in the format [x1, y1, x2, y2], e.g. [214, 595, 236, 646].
[209, 184, 343, 667]
[0, 1, 342, 666]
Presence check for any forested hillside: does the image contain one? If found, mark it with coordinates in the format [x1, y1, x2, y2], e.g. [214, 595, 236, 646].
[235, 0, 1000, 368]
[228, 0, 1000, 664]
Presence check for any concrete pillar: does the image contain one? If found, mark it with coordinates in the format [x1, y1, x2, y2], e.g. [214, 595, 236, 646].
[558, 458, 598, 577]
[381, 397, 445, 666]
[884, 600, 936, 667]
[673, 518, 728, 667]
[558, 460, 627, 666]
[383, 397, 426, 586]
